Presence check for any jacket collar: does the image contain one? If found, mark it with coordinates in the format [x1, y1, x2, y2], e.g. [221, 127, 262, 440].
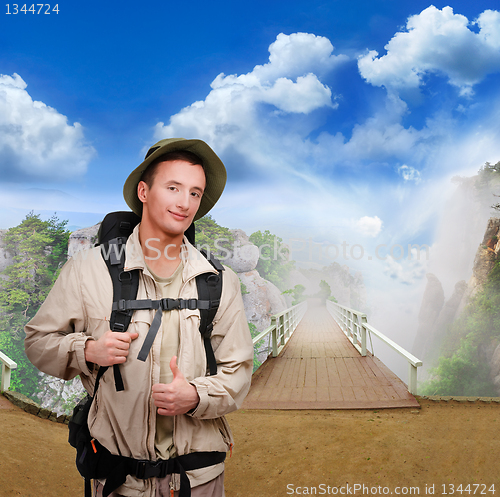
[124, 223, 218, 282]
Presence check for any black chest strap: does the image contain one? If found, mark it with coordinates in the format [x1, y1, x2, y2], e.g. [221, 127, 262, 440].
[112, 296, 220, 363]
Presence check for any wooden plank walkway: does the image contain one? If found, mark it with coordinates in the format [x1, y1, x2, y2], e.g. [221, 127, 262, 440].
[243, 305, 419, 409]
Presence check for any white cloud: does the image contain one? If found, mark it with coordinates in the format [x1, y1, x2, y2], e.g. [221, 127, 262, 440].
[216, 32, 348, 84]
[383, 252, 427, 285]
[358, 6, 500, 96]
[154, 32, 348, 167]
[0, 73, 95, 181]
[398, 164, 421, 183]
[355, 216, 383, 237]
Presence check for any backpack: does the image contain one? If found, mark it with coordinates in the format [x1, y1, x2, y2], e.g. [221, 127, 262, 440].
[98, 211, 224, 391]
[68, 211, 226, 497]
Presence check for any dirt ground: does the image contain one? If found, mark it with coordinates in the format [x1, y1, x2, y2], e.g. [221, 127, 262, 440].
[1, 394, 499, 497]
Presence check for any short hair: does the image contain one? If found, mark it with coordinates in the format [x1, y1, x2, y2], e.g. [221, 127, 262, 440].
[141, 150, 205, 188]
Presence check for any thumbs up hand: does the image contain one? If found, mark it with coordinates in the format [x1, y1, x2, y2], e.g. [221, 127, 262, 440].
[152, 356, 200, 416]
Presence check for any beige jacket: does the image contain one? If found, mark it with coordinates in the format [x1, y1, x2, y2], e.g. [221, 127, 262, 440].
[24, 226, 253, 496]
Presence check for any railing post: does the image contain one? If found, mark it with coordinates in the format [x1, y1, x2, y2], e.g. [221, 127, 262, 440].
[0, 351, 17, 393]
[361, 316, 367, 357]
[271, 316, 278, 357]
[408, 363, 418, 395]
[1, 363, 11, 393]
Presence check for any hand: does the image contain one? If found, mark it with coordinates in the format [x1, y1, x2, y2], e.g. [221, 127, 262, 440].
[152, 356, 200, 416]
[84, 330, 139, 367]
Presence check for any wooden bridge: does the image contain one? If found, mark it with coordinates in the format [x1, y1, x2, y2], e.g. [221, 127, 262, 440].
[243, 300, 421, 410]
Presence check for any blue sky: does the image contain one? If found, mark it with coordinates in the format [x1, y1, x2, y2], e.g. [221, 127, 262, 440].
[2, 0, 500, 328]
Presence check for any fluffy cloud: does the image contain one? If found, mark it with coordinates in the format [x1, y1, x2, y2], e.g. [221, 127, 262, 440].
[154, 32, 348, 164]
[383, 250, 427, 285]
[398, 165, 421, 183]
[355, 216, 383, 237]
[0, 73, 95, 181]
[358, 6, 500, 96]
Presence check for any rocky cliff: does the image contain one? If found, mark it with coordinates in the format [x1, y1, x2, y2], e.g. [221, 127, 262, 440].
[414, 217, 500, 391]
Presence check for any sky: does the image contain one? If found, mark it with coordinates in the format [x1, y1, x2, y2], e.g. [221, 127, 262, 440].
[2, 0, 500, 359]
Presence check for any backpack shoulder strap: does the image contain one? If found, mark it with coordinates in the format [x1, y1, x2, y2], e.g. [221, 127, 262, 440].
[101, 237, 140, 392]
[196, 251, 224, 376]
[98, 212, 141, 392]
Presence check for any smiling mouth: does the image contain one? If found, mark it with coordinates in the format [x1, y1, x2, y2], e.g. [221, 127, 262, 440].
[169, 211, 188, 220]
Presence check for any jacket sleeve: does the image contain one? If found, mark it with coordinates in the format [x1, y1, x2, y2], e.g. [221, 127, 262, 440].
[188, 267, 253, 419]
[24, 257, 94, 381]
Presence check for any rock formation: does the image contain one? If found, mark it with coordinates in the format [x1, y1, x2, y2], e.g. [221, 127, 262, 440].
[36, 374, 85, 416]
[414, 217, 500, 392]
[67, 223, 99, 257]
[413, 276, 468, 368]
[412, 274, 445, 361]
[224, 229, 260, 273]
[238, 270, 287, 331]
[225, 229, 287, 332]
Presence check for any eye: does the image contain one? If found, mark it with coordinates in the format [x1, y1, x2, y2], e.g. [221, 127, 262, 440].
[191, 191, 201, 198]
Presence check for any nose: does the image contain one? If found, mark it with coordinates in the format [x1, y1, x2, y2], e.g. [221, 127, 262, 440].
[176, 191, 190, 210]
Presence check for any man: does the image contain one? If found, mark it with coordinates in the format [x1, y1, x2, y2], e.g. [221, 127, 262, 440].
[25, 138, 254, 497]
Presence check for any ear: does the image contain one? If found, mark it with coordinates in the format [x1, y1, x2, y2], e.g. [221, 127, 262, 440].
[137, 180, 148, 203]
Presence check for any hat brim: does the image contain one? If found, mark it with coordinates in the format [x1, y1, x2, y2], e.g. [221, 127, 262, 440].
[123, 138, 227, 221]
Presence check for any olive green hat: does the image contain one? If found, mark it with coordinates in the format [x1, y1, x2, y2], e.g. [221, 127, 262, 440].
[123, 138, 227, 221]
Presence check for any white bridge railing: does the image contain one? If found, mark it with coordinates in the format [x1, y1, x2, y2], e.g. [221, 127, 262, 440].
[0, 350, 17, 393]
[326, 300, 422, 395]
[252, 301, 308, 359]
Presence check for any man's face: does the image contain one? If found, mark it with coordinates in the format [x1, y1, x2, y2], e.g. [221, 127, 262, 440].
[138, 159, 206, 238]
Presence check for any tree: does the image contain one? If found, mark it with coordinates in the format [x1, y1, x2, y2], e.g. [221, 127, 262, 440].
[317, 280, 331, 301]
[0, 213, 70, 399]
[249, 230, 295, 291]
[290, 284, 306, 306]
[194, 215, 234, 259]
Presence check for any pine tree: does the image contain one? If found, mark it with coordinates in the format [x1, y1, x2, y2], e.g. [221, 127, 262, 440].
[0, 213, 70, 399]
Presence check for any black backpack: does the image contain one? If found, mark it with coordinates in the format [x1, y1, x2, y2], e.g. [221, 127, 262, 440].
[68, 211, 226, 497]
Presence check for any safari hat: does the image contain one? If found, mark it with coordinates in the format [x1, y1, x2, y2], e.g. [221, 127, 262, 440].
[123, 138, 227, 221]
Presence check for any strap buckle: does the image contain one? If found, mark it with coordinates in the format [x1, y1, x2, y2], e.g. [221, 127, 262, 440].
[116, 299, 127, 311]
[135, 460, 168, 479]
[161, 298, 181, 311]
[187, 298, 198, 310]
[111, 322, 125, 332]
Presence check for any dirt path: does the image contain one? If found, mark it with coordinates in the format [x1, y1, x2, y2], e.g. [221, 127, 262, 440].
[1, 395, 499, 496]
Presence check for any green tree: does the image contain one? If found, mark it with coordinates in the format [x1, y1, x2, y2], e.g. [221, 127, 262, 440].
[248, 322, 263, 372]
[316, 280, 331, 301]
[0, 213, 70, 400]
[248, 230, 295, 291]
[194, 215, 234, 259]
[287, 284, 306, 306]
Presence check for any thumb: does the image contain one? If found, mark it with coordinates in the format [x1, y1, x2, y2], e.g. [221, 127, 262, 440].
[170, 356, 184, 379]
